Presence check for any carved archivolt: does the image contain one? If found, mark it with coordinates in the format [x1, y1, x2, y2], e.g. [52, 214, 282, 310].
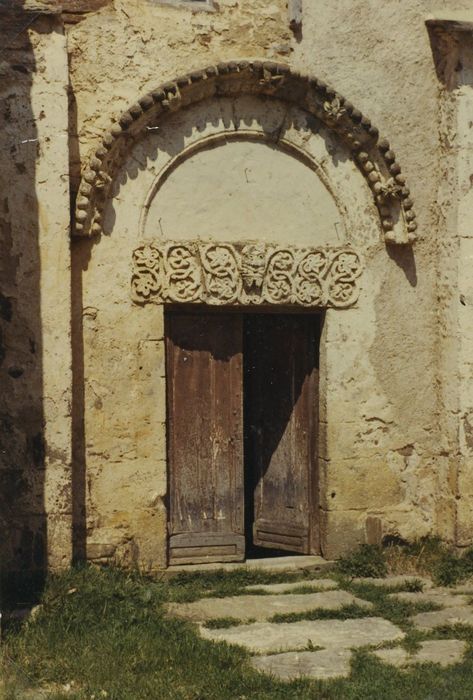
[131, 242, 363, 308]
[75, 61, 417, 246]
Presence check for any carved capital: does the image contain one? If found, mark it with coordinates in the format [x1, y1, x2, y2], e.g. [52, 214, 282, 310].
[131, 241, 363, 309]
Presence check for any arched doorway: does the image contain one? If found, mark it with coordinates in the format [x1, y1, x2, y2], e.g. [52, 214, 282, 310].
[72, 62, 416, 568]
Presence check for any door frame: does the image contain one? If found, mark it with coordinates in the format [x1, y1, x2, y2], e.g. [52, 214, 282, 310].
[164, 304, 324, 564]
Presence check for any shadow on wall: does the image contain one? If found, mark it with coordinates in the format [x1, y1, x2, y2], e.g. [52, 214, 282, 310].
[71, 237, 95, 565]
[386, 244, 417, 288]
[0, 3, 45, 607]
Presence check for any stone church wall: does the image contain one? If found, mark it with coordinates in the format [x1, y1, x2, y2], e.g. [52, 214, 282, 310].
[3, 0, 473, 575]
[68, 0, 455, 565]
[0, 6, 71, 584]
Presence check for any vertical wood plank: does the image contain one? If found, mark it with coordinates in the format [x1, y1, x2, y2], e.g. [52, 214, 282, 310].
[244, 314, 319, 554]
[166, 310, 244, 564]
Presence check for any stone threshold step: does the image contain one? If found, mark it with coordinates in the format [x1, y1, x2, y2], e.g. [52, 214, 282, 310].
[164, 555, 334, 576]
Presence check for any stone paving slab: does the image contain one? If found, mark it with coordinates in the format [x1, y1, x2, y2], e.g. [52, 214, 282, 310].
[251, 648, 352, 680]
[200, 617, 404, 653]
[352, 575, 433, 589]
[373, 640, 467, 668]
[166, 555, 333, 575]
[245, 578, 339, 594]
[389, 589, 471, 607]
[167, 590, 372, 622]
[411, 605, 473, 630]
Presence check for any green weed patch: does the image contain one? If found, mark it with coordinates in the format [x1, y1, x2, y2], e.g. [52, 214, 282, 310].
[2, 563, 473, 699]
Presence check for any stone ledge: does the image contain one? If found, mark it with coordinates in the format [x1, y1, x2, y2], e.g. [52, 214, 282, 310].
[164, 555, 334, 576]
[252, 648, 351, 681]
[245, 578, 339, 594]
[426, 12, 473, 32]
[0, 1, 62, 13]
[152, 0, 215, 10]
[374, 640, 467, 668]
[352, 575, 433, 589]
[411, 605, 473, 630]
[167, 590, 372, 623]
[200, 617, 405, 654]
[60, 0, 109, 10]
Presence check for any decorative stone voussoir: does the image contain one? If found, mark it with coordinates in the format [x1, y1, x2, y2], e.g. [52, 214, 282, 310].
[131, 241, 363, 308]
[74, 61, 418, 245]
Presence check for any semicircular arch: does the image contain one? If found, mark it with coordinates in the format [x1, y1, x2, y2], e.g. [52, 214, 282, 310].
[74, 60, 417, 245]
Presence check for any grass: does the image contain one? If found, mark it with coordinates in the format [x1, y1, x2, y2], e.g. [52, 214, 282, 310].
[341, 580, 443, 630]
[335, 537, 473, 587]
[246, 584, 336, 595]
[268, 580, 442, 628]
[404, 578, 425, 593]
[328, 643, 473, 700]
[3, 543, 473, 699]
[335, 544, 387, 578]
[382, 536, 473, 586]
[433, 549, 473, 587]
[164, 567, 318, 603]
[203, 617, 254, 629]
[270, 603, 370, 624]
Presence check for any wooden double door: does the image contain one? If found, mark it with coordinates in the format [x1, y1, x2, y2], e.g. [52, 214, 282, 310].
[165, 309, 320, 565]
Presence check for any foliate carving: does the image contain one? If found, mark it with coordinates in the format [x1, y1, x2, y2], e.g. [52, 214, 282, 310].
[295, 251, 327, 305]
[377, 177, 402, 201]
[166, 245, 202, 302]
[201, 244, 240, 304]
[130, 244, 162, 301]
[327, 250, 364, 306]
[264, 250, 294, 304]
[131, 242, 362, 308]
[323, 96, 346, 123]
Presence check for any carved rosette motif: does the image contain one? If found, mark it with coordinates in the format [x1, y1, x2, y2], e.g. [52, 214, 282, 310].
[131, 242, 362, 308]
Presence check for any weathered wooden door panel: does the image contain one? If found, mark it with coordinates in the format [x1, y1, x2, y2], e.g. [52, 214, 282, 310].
[244, 315, 319, 554]
[166, 311, 244, 565]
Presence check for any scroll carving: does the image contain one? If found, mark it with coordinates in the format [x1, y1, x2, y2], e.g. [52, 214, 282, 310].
[131, 242, 363, 308]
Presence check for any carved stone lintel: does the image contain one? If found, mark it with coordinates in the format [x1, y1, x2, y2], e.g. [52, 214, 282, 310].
[131, 241, 363, 309]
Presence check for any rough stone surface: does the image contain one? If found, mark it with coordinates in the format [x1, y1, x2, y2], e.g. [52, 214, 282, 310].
[389, 589, 471, 607]
[353, 576, 434, 589]
[245, 579, 339, 594]
[167, 590, 372, 622]
[251, 648, 352, 680]
[411, 606, 473, 630]
[167, 556, 332, 575]
[200, 617, 404, 653]
[373, 640, 467, 668]
[0, 13, 72, 575]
